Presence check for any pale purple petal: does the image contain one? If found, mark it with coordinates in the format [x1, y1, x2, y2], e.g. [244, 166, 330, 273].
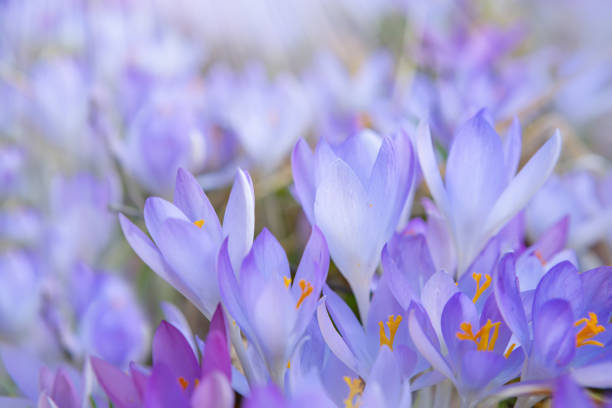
[222, 169, 255, 273]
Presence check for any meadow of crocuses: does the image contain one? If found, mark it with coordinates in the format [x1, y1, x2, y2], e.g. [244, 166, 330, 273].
[1, 1, 611, 407]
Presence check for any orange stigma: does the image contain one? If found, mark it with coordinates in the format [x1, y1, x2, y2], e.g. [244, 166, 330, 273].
[296, 279, 313, 309]
[193, 219, 204, 228]
[379, 315, 403, 350]
[343, 376, 364, 408]
[457, 319, 501, 351]
[178, 377, 189, 390]
[472, 273, 491, 303]
[575, 313, 605, 347]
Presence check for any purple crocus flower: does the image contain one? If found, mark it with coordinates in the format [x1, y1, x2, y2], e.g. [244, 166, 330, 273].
[494, 255, 612, 389]
[243, 382, 335, 408]
[416, 111, 561, 276]
[119, 168, 254, 319]
[217, 227, 329, 385]
[92, 305, 233, 408]
[292, 129, 414, 320]
[408, 291, 524, 407]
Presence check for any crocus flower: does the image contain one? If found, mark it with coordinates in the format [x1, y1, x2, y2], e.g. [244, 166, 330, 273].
[119, 167, 254, 319]
[416, 111, 562, 276]
[292, 129, 414, 319]
[494, 254, 612, 388]
[92, 305, 233, 408]
[408, 291, 524, 408]
[217, 227, 329, 385]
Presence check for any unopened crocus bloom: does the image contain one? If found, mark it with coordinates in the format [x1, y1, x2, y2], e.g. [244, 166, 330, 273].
[92, 305, 233, 408]
[119, 168, 254, 319]
[292, 130, 414, 320]
[218, 227, 329, 385]
[416, 111, 561, 276]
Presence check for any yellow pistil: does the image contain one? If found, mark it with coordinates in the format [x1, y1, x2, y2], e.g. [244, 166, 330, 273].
[343, 376, 364, 408]
[504, 343, 517, 359]
[193, 219, 205, 228]
[379, 315, 403, 350]
[283, 276, 292, 288]
[178, 376, 189, 390]
[472, 272, 491, 303]
[456, 319, 501, 351]
[296, 279, 313, 309]
[575, 312, 605, 347]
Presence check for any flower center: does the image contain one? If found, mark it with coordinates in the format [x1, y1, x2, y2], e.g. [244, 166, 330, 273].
[193, 219, 204, 228]
[343, 376, 364, 408]
[575, 312, 605, 347]
[456, 319, 500, 351]
[295, 279, 313, 309]
[178, 376, 199, 391]
[379, 315, 403, 350]
[471, 272, 491, 303]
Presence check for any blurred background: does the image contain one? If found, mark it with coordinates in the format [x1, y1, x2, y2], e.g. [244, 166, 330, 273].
[1, 0, 612, 389]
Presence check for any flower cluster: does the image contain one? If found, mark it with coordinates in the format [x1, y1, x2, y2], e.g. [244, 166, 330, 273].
[1, 1, 612, 408]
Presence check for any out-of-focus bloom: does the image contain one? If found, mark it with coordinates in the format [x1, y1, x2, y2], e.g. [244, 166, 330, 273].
[218, 227, 329, 385]
[416, 111, 562, 276]
[92, 305, 233, 408]
[73, 266, 148, 368]
[292, 130, 414, 319]
[1, 347, 86, 408]
[243, 382, 335, 408]
[0, 251, 42, 338]
[120, 168, 254, 319]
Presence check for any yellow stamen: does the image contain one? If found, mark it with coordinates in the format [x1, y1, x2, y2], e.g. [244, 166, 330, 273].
[193, 219, 205, 228]
[504, 343, 517, 359]
[534, 250, 546, 266]
[283, 276, 292, 288]
[456, 319, 501, 351]
[194, 378, 200, 387]
[296, 279, 313, 309]
[575, 312, 605, 347]
[287, 360, 291, 369]
[379, 315, 403, 350]
[472, 273, 491, 303]
[178, 376, 189, 390]
[343, 376, 364, 408]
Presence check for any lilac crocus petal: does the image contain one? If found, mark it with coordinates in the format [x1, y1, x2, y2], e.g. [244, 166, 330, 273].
[407, 310, 454, 382]
[217, 239, 253, 336]
[191, 372, 234, 408]
[531, 216, 569, 261]
[249, 228, 290, 280]
[222, 169, 255, 273]
[157, 218, 219, 317]
[291, 138, 316, 223]
[119, 214, 201, 312]
[446, 112, 506, 258]
[572, 361, 612, 388]
[458, 350, 506, 394]
[144, 197, 189, 246]
[174, 168, 222, 238]
[91, 357, 141, 408]
[580, 266, 612, 319]
[129, 363, 149, 399]
[552, 375, 595, 408]
[415, 121, 450, 217]
[161, 302, 197, 355]
[530, 299, 576, 378]
[143, 363, 189, 408]
[292, 226, 329, 335]
[420, 271, 459, 340]
[1, 347, 42, 400]
[441, 292, 478, 363]
[493, 253, 530, 351]
[316, 300, 360, 375]
[503, 117, 522, 182]
[364, 347, 402, 407]
[483, 130, 562, 242]
[532, 261, 582, 321]
[50, 369, 79, 408]
[152, 321, 200, 384]
[37, 393, 58, 408]
[201, 307, 231, 381]
[314, 158, 371, 318]
[243, 384, 285, 408]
